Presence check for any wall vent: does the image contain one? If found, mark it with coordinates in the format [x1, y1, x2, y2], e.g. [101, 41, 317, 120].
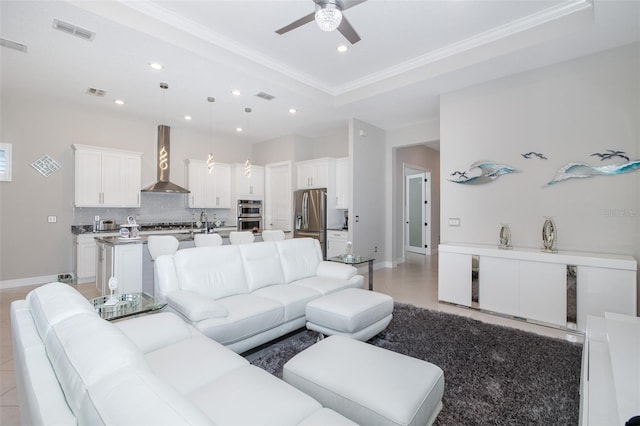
[255, 91, 276, 101]
[0, 38, 28, 53]
[86, 87, 107, 97]
[52, 19, 95, 41]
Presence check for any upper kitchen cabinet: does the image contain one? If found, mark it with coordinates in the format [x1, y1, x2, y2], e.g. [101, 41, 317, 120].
[296, 158, 335, 190]
[335, 157, 349, 209]
[72, 144, 142, 208]
[186, 159, 231, 208]
[233, 163, 264, 200]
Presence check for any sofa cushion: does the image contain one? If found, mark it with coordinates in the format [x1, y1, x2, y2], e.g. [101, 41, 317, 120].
[115, 312, 199, 354]
[196, 294, 284, 345]
[44, 313, 150, 416]
[252, 284, 322, 322]
[277, 238, 323, 284]
[27, 282, 96, 341]
[240, 242, 286, 292]
[293, 276, 361, 296]
[146, 334, 249, 395]
[79, 368, 214, 425]
[190, 364, 322, 426]
[167, 290, 229, 322]
[174, 246, 248, 299]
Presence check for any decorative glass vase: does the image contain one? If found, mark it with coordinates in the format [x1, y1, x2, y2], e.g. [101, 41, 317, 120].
[498, 224, 512, 249]
[541, 217, 557, 253]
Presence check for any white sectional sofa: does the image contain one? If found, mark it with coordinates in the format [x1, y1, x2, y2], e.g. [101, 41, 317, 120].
[154, 237, 364, 353]
[11, 282, 356, 425]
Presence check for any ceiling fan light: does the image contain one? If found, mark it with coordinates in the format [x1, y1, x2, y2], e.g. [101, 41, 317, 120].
[315, 3, 342, 32]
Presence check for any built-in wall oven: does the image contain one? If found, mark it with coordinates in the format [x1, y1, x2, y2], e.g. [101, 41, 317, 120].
[237, 200, 263, 232]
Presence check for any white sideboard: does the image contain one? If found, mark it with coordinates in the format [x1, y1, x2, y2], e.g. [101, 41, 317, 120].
[438, 243, 637, 331]
[580, 313, 640, 425]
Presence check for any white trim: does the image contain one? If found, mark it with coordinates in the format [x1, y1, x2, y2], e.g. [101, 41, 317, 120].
[0, 275, 59, 290]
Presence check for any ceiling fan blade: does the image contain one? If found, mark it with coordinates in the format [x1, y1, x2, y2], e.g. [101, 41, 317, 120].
[275, 12, 316, 35]
[337, 16, 361, 44]
[341, 0, 368, 11]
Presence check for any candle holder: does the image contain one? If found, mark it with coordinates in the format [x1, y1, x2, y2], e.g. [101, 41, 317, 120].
[541, 217, 558, 253]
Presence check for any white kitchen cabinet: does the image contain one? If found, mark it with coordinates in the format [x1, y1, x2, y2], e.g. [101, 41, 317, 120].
[96, 240, 142, 296]
[233, 163, 264, 200]
[327, 230, 348, 258]
[439, 243, 637, 331]
[296, 158, 335, 190]
[335, 157, 349, 209]
[72, 144, 142, 208]
[186, 159, 231, 208]
[73, 234, 97, 284]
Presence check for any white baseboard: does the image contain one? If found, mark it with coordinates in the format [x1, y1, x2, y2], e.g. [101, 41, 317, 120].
[0, 274, 60, 290]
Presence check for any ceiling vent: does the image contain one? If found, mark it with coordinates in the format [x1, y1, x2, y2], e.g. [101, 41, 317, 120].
[52, 19, 95, 41]
[86, 87, 107, 97]
[255, 91, 276, 101]
[0, 38, 27, 53]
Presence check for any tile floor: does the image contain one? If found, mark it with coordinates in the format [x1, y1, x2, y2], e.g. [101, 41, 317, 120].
[0, 253, 582, 425]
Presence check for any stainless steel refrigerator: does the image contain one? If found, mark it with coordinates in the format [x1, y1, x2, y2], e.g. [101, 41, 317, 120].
[294, 188, 327, 258]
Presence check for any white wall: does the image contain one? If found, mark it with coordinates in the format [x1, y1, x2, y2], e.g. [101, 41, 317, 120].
[440, 43, 639, 259]
[0, 94, 250, 284]
[350, 119, 386, 262]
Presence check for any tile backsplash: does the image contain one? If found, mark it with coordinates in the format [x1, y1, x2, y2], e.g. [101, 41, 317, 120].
[73, 192, 235, 226]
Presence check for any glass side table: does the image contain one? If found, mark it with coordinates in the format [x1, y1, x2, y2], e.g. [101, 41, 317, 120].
[90, 293, 167, 321]
[327, 254, 375, 291]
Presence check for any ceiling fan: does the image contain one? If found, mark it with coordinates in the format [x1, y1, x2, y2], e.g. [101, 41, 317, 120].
[275, 0, 368, 45]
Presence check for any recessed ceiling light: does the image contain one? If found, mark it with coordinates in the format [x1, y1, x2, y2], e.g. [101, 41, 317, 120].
[232, 89, 241, 96]
[236, 127, 243, 132]
[184, 115, 192, 121]
[337, 45, 348, 53]
[289, 108, 297, 114]
[149, 62, 164, 70]
[114, 99, 125, 105]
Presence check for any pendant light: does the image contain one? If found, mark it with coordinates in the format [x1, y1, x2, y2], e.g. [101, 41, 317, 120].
[206, 96, 215, 174]
[243, 107, 252, 178]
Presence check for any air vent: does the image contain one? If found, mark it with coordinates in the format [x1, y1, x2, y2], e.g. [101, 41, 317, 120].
[255, 91, 276, 101]
[52, 19, 95, 41]
[0, 38, 27, 53]
[86, 87, 107, 97]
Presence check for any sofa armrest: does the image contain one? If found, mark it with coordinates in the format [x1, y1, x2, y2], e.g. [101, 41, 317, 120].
[166, 290, 229, 322]
[316, 261, 357, 280]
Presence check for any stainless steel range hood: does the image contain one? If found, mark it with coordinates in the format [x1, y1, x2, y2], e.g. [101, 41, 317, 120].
[142, 125, 190, 193]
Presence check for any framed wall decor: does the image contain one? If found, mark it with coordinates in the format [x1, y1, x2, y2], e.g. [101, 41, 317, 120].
[0, 143, 12, 182]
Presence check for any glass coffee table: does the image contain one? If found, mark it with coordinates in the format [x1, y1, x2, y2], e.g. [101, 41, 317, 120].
[328, 254, 375, 290]
[90, 293, 167, 321]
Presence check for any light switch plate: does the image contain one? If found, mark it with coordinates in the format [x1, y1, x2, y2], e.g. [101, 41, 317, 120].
[448, 218, 460, 227]
[47, 215, 57, 223]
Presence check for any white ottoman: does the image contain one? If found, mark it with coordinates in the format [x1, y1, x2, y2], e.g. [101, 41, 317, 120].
[306, 288, 393, 341]
[283, 335, 445, 426]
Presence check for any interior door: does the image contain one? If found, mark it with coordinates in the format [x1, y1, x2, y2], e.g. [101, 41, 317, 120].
[264, 161, 292, 231]
[405, 172, 431, 255]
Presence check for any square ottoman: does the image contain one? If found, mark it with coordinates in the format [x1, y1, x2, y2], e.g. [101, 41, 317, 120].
[283, 335, 445, 426]
[305, 288, 393, 341]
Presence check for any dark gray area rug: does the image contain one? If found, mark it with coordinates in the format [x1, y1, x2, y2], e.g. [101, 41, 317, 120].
[249, 302, 583, 425]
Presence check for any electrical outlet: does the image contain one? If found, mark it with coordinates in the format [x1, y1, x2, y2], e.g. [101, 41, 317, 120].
[47, 215, 57, 223]
[374, 246, 378, 253]
[95, 215, 100, 221]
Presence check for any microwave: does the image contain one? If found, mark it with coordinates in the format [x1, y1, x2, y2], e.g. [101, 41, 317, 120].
[237, 200, 262, 218]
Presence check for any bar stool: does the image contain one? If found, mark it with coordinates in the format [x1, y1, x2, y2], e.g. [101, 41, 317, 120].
[229, 231, 255, 245]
